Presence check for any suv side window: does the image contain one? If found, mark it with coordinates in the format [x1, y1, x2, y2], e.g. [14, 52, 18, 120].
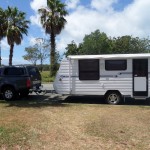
[27, 67, 40, 76]
[4, 68, 25, 75]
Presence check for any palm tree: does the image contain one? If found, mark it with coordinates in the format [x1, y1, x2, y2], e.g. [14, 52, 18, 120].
[38, 0, 68, 76]
[0, 7, 7, 66]
[4, 6, 30, 65]
[0, 7, 6, 40]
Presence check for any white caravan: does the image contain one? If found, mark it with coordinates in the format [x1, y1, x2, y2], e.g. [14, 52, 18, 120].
[53, 53, 150, 104]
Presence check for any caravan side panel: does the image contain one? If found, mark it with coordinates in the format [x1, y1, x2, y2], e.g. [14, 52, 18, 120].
[54, 58, 133, 96]
[70, 59, 132, 96]
[53, 59, 70, 94]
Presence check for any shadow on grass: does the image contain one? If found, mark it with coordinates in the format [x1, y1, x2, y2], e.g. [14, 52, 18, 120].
[0, 94, 68, 108]
[0, 94, 150, 108]
[64, 96, 105, 104]
[63, 96, 150, 106]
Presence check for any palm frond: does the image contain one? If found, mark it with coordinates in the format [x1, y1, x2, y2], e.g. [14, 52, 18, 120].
[4, 6, 30, 45]
[38, 0, 68, 36]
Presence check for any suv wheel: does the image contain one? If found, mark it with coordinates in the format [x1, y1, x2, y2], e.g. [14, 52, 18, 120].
[3, 87, 16, 101]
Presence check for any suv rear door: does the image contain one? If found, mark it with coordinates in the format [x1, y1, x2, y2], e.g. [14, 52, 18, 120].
[26, 66, 41, 87]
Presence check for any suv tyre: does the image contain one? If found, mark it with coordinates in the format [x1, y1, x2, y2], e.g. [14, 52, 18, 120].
[3, 87, 16, 101]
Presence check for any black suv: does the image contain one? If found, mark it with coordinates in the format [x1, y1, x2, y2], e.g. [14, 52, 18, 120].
[0, 65, 41, 100]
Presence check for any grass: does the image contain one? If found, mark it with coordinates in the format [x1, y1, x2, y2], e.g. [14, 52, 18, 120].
[0, 96, 150, 149]
[40, 71, 55, 83]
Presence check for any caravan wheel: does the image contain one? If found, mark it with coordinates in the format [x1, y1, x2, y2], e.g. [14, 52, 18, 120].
[105, 91, 121, 105]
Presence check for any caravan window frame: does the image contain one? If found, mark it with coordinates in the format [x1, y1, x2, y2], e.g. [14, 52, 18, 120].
[105, 59, 127, 71]
[79, 59, 100, 80]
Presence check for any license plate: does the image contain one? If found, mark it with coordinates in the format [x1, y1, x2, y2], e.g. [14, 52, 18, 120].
[33, 80, 41, 84]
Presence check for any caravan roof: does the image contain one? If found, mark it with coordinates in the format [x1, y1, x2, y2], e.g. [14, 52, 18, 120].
[67, 53, 150, 60]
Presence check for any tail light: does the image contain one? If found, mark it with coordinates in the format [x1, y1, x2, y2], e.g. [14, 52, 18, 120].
[26, 78, 31, 88]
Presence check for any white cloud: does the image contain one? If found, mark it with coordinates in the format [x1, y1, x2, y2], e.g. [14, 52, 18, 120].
[28, 36, 37, 45]
[30, 0, 150, 54]
[1, 57, 9, 65]
[30, 0, 47, 27]
[123, 0, 150, 36]
[60, 0, 150, 47]
[65, 0, 80, 9]
[91, 0, 118, 12]
[30, 14, 42, 27]
[13, 58, 30, 65]
[30, 0, 47, 12]
[2, 57, 8, 60]
[1, 38, 9, 51]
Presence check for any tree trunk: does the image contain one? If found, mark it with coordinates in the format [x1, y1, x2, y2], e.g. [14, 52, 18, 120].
[9, 44, 14, 66]
[50, 31, 56, 77]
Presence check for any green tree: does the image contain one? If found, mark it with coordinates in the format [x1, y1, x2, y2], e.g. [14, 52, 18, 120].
[23, 46, 39, 65]
[23, 39, 50, 71]
[64, 41, 82, 57]
[112, 36, 150, 54]
[0, 7, 7, 66]
[65, 30, 150, 56]
[0, 7, 6, 40]
[64, 30, 112, 56]
[34, 38, 50, 72]
[38, 0, 68, 76]
[3, 6, 30, 65]
[136, 37, 150, 53]
[80, 30, 111, 55]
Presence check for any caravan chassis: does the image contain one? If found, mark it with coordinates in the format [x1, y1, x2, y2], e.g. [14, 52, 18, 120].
[53, 54, 150, 104]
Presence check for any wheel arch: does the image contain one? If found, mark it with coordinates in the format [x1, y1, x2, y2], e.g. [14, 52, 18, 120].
[1, 84, 16, 93]
[104, 90, 122, 98]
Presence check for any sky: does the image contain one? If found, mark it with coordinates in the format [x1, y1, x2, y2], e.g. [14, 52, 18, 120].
[0, 0, 150, 65]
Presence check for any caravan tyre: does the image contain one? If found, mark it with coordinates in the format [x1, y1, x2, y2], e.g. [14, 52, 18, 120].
[105, 91, 121, 105]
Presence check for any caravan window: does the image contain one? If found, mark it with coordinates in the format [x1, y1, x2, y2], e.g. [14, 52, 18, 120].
[79, 59, 99, 80]
[105, 60, 127, 70]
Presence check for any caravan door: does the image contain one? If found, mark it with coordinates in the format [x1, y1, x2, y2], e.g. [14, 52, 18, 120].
[133, 59, 148, 96]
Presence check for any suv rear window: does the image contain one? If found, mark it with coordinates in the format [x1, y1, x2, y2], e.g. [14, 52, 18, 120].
[4, 68, 25, 75]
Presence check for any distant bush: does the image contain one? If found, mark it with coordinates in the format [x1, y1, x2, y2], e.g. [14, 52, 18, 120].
[36, 64, 50, 71]
[40, 71, 55, 83]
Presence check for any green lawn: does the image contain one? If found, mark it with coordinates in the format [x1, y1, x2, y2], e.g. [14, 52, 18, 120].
[40, 71, 55, 83]
[0, 96, 150, 150]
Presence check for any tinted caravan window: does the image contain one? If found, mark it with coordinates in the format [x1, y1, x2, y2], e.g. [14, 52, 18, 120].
[105, 60, 127, 70]
[79, 59, 99, 80]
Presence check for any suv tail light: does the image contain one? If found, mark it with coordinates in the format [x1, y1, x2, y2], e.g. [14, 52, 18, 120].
[26, 78, 31, 88]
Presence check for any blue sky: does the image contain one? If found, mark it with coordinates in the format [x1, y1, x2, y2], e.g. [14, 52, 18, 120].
[0, 0, 150, 65]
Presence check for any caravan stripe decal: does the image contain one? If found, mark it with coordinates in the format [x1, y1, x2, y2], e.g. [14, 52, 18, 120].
[59, 72, 133, 78]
